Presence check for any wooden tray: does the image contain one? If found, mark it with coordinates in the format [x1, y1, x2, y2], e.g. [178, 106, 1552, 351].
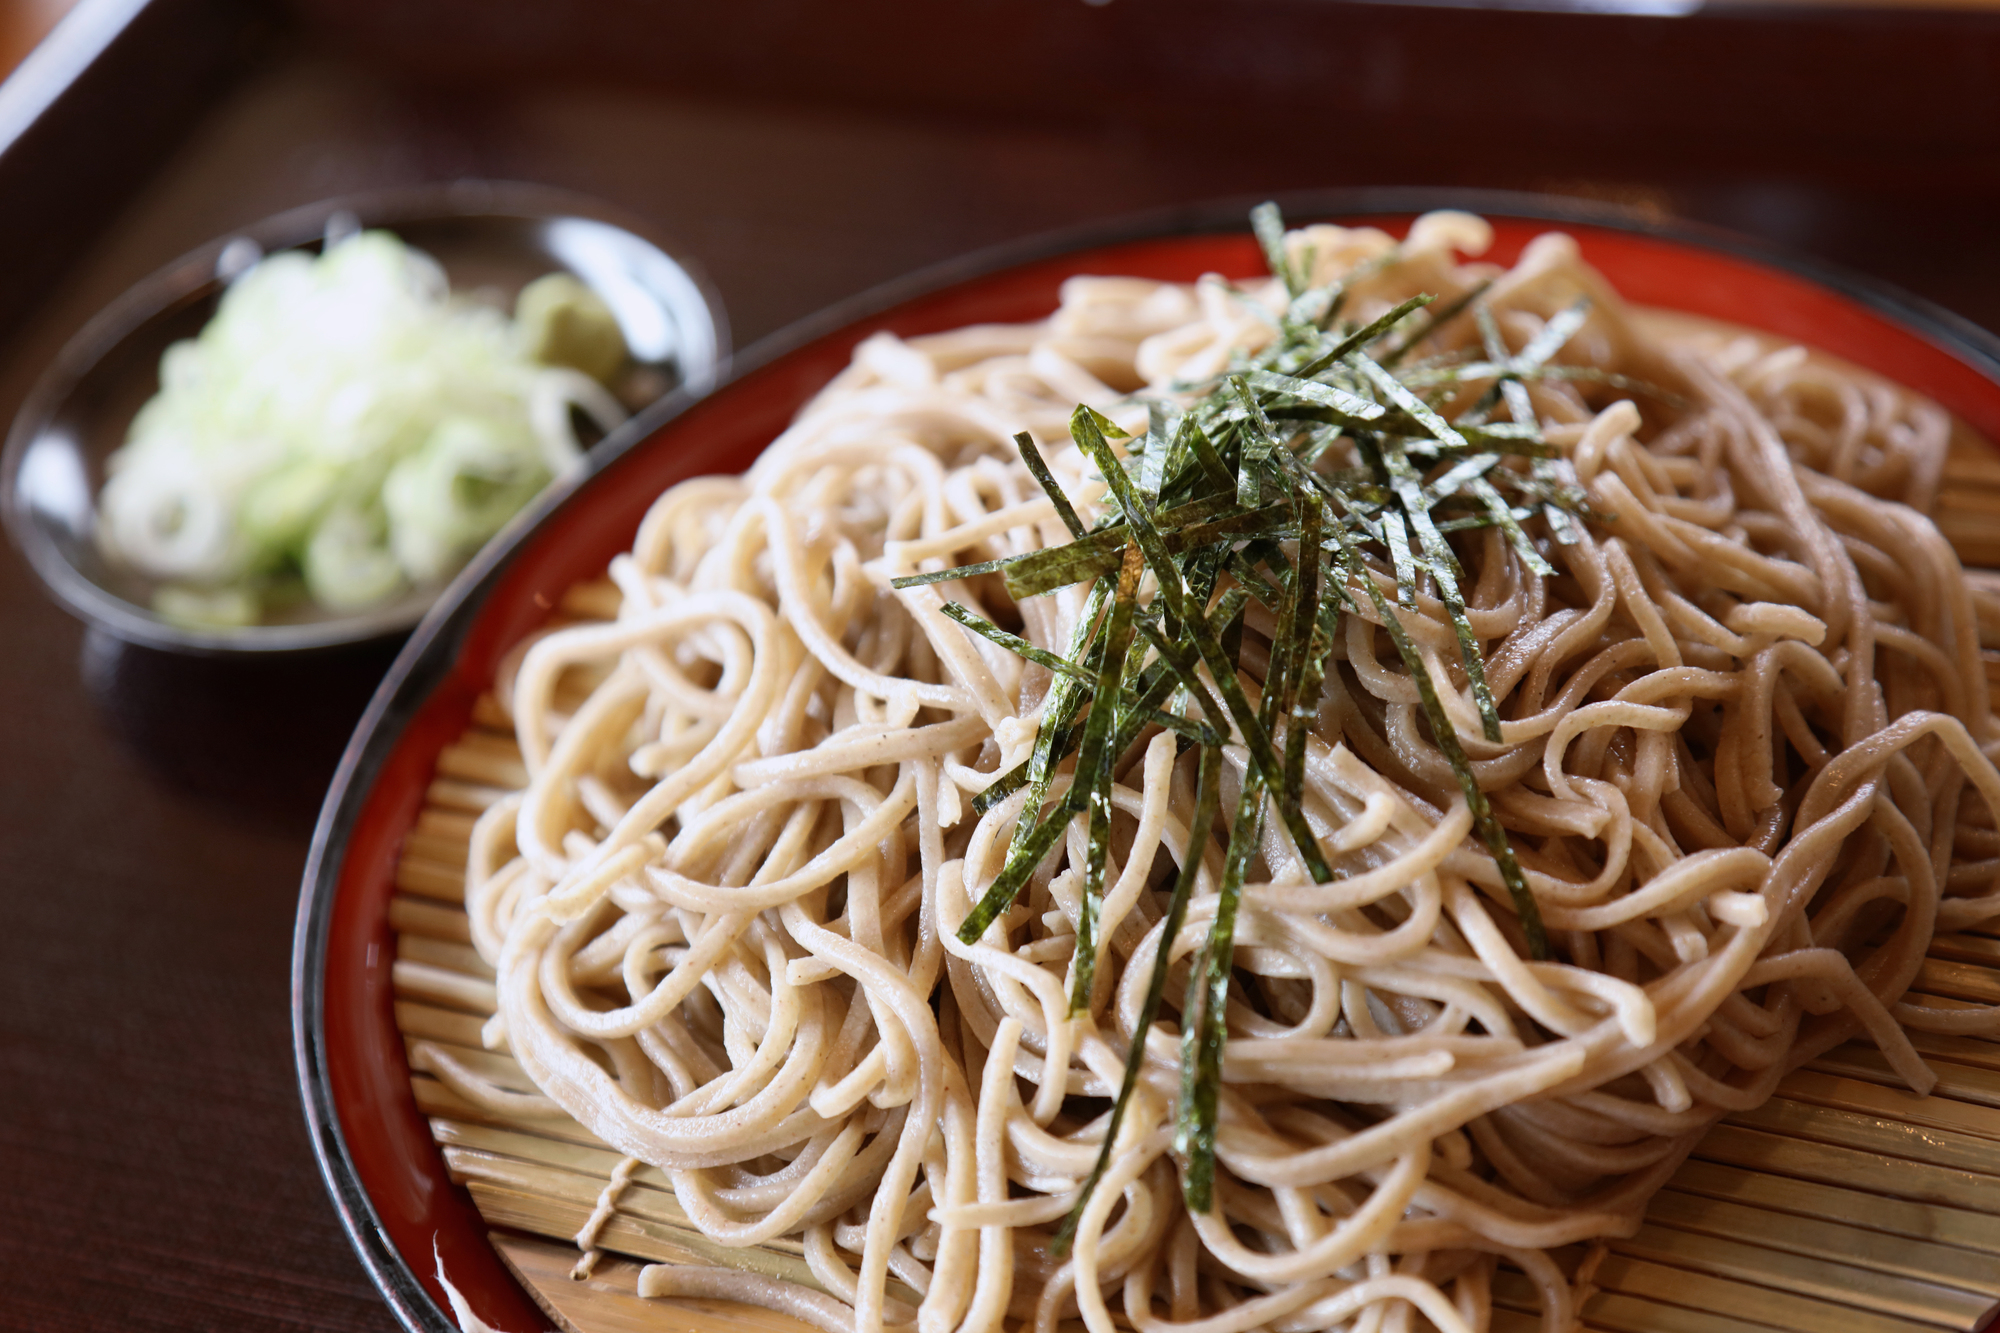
[382, 430, 2000, 1333]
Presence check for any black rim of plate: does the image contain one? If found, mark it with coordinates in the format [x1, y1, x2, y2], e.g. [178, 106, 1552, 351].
[292, 186, 2000, 1333]
[0, 178, 728, 656]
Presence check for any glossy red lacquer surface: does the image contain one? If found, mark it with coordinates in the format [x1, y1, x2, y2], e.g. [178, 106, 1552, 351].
[318, 218, 2000, 1329]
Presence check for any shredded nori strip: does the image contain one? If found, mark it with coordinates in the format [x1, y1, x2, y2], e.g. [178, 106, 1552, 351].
[1015, 430, 1089, 540]
[1243, 368, 1384, 421]
[889, 557, 1007, 590]
[1293, 294, 1435, 380]
[1066, 545, 1145, 1015]
[1050, 743, 1222, 1255]
[1378, 278, 1493, 368]
[942, 601, 1095, 684]
[1178, 765, 1267, 1211]
[1282, 494, 1326, 807]
[1325, 521, 1549, 958]
[1382, 438, 1503, 743]
[1251, 200, 1300, 298]
[970, 760, 1029, 816]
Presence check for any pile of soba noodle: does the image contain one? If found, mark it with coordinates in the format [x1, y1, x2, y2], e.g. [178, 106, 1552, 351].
[452, 212, 2000, 1333]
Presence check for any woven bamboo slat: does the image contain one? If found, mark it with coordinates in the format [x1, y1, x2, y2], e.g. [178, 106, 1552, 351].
[383, 439, 2000, 1331]
[491, 1234, 818, 1333]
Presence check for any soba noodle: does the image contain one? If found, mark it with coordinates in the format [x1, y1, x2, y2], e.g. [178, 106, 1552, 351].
[453, 212, 2000, 1333]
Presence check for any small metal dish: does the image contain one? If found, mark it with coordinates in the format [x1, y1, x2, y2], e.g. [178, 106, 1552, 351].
[0, 180, 726, 654]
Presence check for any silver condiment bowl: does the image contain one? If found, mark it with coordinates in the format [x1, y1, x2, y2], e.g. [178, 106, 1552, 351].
[0, 179, 726, 653]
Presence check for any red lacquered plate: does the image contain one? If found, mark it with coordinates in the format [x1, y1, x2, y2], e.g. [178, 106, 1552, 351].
[292, 190, 2000, 1333]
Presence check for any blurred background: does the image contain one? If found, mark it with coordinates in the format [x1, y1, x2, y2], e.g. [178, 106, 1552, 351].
[0, 1, 1996, 1329]
[6, 0, 2000, 378]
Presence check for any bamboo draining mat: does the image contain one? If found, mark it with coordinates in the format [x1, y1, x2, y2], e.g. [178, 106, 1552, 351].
[386, 428, 2000, 1333]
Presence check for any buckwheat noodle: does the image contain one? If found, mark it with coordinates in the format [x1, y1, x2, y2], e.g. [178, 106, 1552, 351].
[455, 213, 2000, 1333]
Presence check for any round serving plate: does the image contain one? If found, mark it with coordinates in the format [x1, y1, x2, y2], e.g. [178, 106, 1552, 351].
[1, 179, 726, 655]
[293, 188, 2000, 1333]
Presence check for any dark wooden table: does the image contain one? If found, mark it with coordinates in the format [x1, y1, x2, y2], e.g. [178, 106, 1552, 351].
[2, 3, 1999, 1330]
